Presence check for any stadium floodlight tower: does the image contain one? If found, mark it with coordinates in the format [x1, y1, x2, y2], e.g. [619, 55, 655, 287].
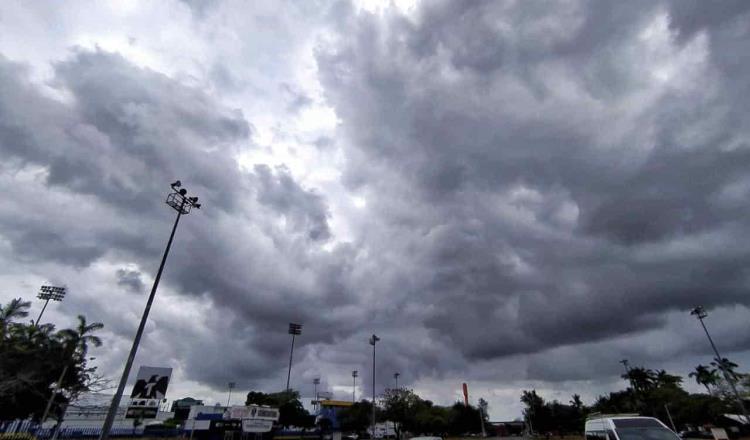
[286, 323, 302, 392]
[352, 370, 358, 402]
[691, 306, 749, 423]
[35, 285, 66, 327]
[369, 334, 380, 437]
[99, 181, 201, 440]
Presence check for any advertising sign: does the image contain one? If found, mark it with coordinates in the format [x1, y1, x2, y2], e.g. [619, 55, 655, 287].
[242, 419, 274, 433]
[126, 366, 172, 419]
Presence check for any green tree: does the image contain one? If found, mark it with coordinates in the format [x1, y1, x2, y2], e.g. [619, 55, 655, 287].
[0, 298, 103, 421]
[689, 365, 719, 395]
[338, 400, 374, 434]
[381, 388, 422, 440]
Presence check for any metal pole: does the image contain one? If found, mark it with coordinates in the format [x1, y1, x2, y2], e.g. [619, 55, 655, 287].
[99, 205, 184, 440]
[664, 404, 676, 432]
[41, 364, 69, 423]
[34, 298, 50, 328]
[697, 317, 750, 423]
[353, 373, 357, 403]
[286, 334, 296, 392]
[372, 343, 376, 438]
[227, 389, 232, 407]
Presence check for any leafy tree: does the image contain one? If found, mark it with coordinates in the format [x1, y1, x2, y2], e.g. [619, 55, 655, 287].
[338, 400, 374, 434]
[447, 402, 483, 435]
[689, 365, 719, 395]
[244, 390, 314, 428]
[381, 388, 422, 440]
[712, 358, 740, 380]
[0, 299, 104, 421]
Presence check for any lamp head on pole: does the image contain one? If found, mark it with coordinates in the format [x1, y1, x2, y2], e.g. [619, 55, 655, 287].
[691, 306, 707, 320]
[352, 370, 358, 378]
[289, 323, 302, 335]
[369, 334, 380, 346]
[38, 285, 66, 301]
[166, 180, 202, 214]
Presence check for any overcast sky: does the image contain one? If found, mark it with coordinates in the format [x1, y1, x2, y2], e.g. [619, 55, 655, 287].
[2, 0, 750, 421]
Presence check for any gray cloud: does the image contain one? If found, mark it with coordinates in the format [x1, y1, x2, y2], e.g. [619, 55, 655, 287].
[2, 0, 750, 419]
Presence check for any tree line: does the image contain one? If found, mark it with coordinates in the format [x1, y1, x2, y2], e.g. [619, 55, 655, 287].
[521, 362, 750, 434]
[244, 387, 488, 438]
[0, 297, 105, 422]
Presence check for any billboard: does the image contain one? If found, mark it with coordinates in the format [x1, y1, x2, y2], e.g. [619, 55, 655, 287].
[127, 366, 172, 418]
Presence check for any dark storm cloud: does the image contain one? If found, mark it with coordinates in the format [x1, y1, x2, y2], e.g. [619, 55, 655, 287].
[0, 49, 359, 388]
[3, 0, 750, 398]
[116, 268, 145, 293]
[315, 0, 750, 375]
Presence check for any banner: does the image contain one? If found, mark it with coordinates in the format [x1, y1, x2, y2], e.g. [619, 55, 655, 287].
[130, 366, 172, 399]
[127, 366, 172, 418]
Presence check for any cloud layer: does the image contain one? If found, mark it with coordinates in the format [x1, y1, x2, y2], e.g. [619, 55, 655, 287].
[1, 0, 750, 419]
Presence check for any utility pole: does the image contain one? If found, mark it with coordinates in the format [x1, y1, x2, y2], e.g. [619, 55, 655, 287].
[691, 306, 749, 424]
[99, 181, 201, 440]
[394, 372, 400, 390]
[352, 371, 358, 403]
[369, 334, 380, 437]
[286, 323, 302, 392]
[34, 286, 66, 327]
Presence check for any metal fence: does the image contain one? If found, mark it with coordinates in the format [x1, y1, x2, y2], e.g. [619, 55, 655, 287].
[0, 421, 152, 440]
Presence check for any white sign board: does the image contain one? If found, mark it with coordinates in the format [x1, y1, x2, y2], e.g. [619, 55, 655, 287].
[242, 419, 274, 433]
[127, 366, 172, 419]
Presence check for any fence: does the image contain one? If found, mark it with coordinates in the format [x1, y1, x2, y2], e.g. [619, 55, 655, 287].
[0, 421, 150, 440]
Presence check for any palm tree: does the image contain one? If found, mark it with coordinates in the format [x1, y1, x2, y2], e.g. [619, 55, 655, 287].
[689, 364, 719, 394]
[654, 369, 683, 388]
[570, 394, 583, 410]
[622, 367, 657, 392]
[0, 298, 31, 339]
[57, 315, 103, 359]
[712, 358, 740, 381]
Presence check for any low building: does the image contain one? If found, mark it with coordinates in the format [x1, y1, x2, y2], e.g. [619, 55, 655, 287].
[171, 397, 204, 420]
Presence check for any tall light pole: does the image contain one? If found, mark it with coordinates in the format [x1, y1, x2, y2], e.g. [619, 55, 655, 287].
[394, 372, 400, 390]
[352, 371, 358, 402]
[286, 323, 302, 392]
[691, 306, 749, 423]
[99, 181, 201, 440]
[369, 334, 380, 437]
[35, 285, 66, 327]
[313, 378, 320, 413]
[227, 382, 235, 407]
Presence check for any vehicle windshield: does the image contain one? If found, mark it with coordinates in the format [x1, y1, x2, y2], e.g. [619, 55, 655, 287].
[615, 428, 680, 440]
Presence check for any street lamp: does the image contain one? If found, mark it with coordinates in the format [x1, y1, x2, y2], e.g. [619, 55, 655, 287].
[394, 372, 400, 390]
[352, 371, 358, 402]
[35, 285, 66, 327]
[691, 306, 749, 423]
[369, 334, 380, 437]
[286, 323, 302, 392]
[227, 382, 235, 407]
[99, 181, 201, 440]
[313, 378, 320, 412]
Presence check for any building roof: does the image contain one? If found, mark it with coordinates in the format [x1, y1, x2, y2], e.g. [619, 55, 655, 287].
[319, 400, 354, 407]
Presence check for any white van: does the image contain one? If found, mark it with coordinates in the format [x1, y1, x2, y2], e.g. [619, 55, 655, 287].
[585, 415, 680, 440]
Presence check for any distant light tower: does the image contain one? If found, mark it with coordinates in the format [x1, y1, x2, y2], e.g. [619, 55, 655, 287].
[313, 378, 320, 412]
[286, 323, 302, 392]
[352, 370, 358, 402]
[227, 382, 236, 407]
[394, 372, 400, 389]
[369, 334, 380, 436]
[99, 181, 201, 440]
[691, 306, 749, 423]
[35, 285, 66, 327]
